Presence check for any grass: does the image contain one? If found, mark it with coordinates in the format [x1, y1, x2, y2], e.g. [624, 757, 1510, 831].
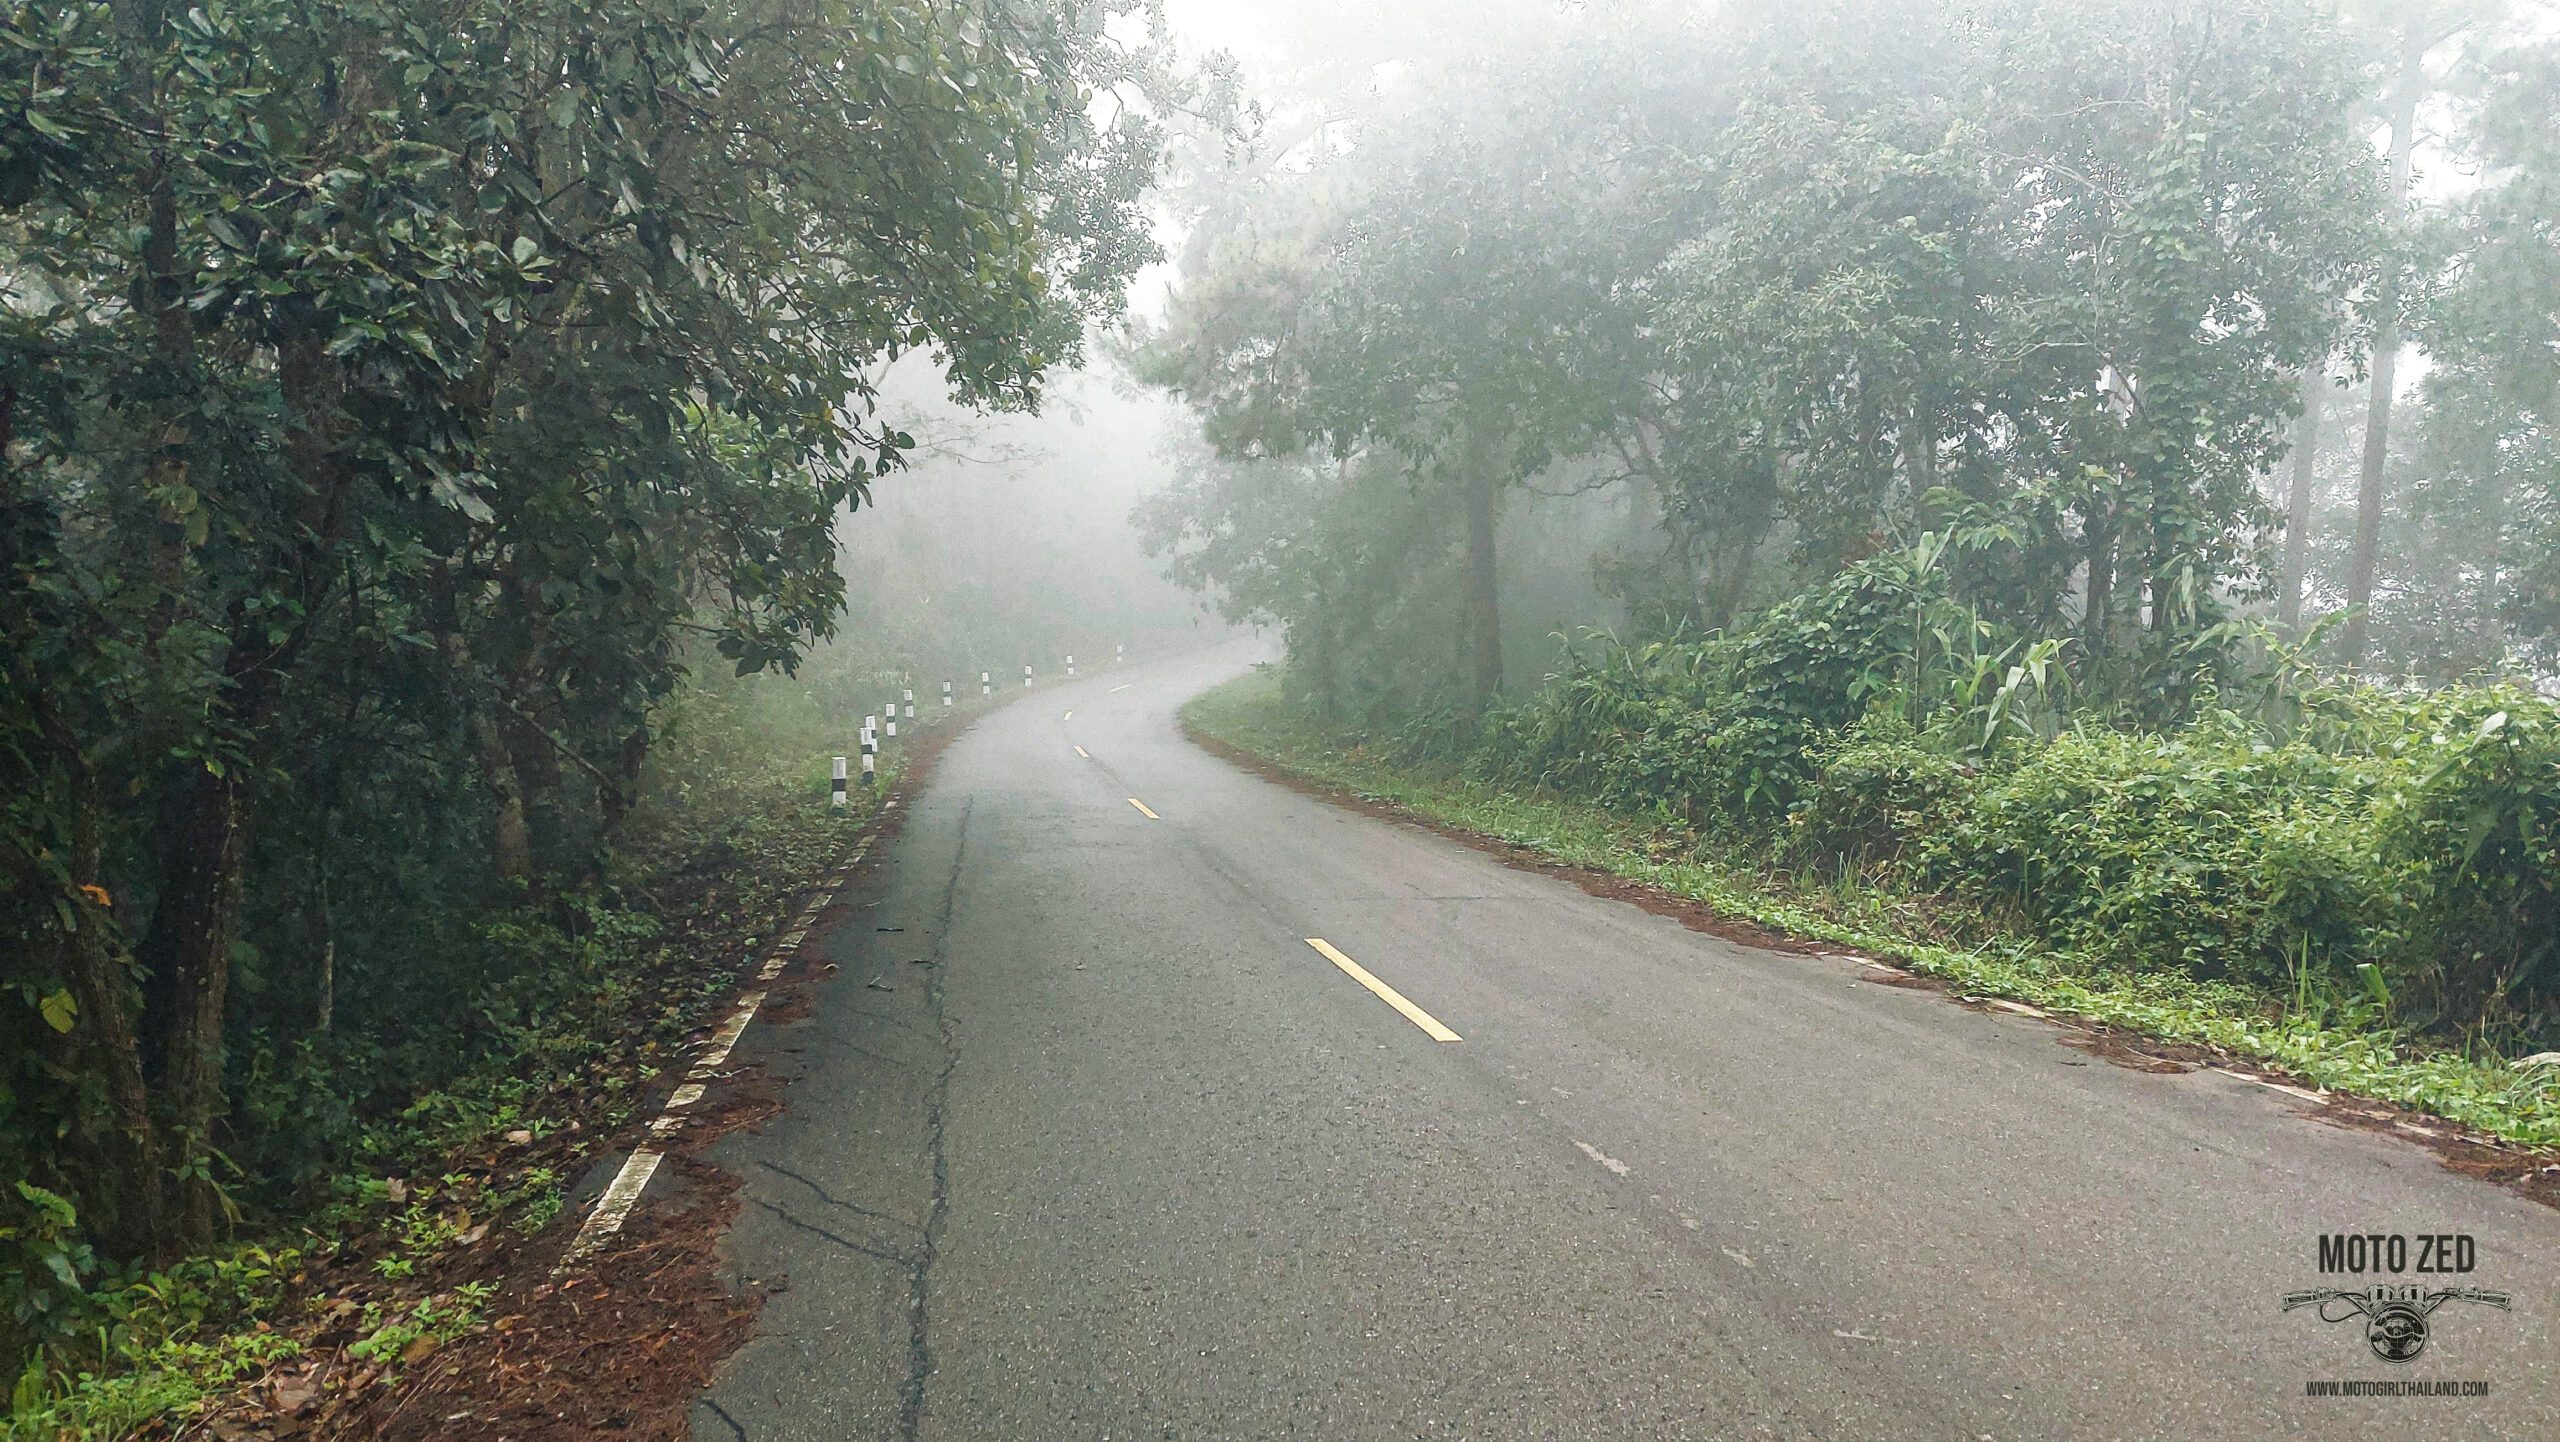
[1184, 668, 2560, 1150]
[6, 661, 934, 1441]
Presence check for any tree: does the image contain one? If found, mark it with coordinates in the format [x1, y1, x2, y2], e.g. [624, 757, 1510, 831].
[2341, 1, 2492, 672]
[2, 0, 1163, 1259]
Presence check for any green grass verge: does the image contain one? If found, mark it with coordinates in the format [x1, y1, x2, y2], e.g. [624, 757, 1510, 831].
[7, 684, 929, 1441]
[1185, 669, 2560, 1150]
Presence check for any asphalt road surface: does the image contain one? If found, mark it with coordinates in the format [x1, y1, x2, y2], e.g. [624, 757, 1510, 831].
[693, 640, 2558, 1441]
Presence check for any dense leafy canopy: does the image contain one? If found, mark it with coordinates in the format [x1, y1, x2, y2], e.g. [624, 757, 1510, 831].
[1, 0, 1165, 1303]
[1141, 0, 2560, 1048]
[1144, 0, 2424, 730]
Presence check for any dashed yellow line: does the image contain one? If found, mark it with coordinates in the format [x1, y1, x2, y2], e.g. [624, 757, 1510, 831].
[1127, 797, 1159, 819]
[1305, 938, 1461, 1042]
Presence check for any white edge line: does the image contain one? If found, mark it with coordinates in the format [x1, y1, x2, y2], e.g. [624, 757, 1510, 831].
[555, 852, 862, 1273]
[558, 1147, 664, 1270]
[1573, 1140, 1632, 1177]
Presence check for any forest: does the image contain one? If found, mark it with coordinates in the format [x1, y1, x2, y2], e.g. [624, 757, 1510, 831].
[7, 0, 2560, 1431]
[0, 0, 1203, 1423]
[1144, 0, 2560, 1113]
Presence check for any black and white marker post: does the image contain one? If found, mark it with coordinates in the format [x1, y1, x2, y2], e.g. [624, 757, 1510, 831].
[1116, 643, 1124, 664]
[903, 688, 915, 719]
[1066, 654, 1075, 677]
[942, 680, 953, 707]
[884, 699, 896, 740]
[862, 719, 878, 785]
[831, 755, 848, 807]
[982, 671, 991, 697]
[1023, 664, 1032, 688]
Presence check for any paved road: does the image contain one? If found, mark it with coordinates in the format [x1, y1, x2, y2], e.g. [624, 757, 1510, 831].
[694, 641, 2558, 1441]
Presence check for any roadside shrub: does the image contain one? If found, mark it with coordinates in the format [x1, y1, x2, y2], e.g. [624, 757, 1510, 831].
[1477, 550, 1940, 829]
[1785, 713, 1978, 876]
[1918, 721, 2380, 987]
[2372, 688, 2560, 1038]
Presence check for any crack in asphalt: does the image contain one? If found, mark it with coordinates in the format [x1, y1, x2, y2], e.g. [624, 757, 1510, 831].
[756, 1159, 927, 1237]
[746, 1196, 917, 1268]
[830, 1041, 933, 1074]
[697, 1395, 750, 1442]
[899, 795, 969, 1442]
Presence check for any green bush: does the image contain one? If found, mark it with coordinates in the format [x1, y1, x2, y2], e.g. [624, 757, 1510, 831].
[1457, 607, 2559, 1051]
[2371, 687, 2560, 1036]
[1784, 713, 1978, 874]
[1918, 722, 2381, 988]
[1478, 548, 1945, 828]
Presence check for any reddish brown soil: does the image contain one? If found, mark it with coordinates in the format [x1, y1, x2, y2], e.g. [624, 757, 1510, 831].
[184, 708, 981, 1442]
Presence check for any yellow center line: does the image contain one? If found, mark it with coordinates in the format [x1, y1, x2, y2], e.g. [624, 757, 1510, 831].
[1305, 938, 1462, 1042]
[1075, 745, 1090, 758]
[1127, 797, 1159, 819]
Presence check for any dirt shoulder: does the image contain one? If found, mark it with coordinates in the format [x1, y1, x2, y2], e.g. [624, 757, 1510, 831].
[177, 711, 985, 1442]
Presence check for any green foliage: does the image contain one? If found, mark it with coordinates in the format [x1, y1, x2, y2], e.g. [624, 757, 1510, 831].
[2, 641, 925, 1433]
[1919, 722, 2381, 988]
[1784, 713, 1974, 872]
[0, 1184, 92, 1337]
[1187, 669, 2560, 1147]
[1144, 0, 2388, 718]
[1252, 555, 2560, 1052]
[3, 1241, 301, 1442]
[2371, 689, 2560, 1036]
[1475, 534, 2079, 828]
[2, 0, 1169, 1305]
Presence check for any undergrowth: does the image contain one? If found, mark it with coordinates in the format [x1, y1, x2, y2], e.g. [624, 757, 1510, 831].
[4, 659, 922, 1440]
[1186, 668, 2560, 1149]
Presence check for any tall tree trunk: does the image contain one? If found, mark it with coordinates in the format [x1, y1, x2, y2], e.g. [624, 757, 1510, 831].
[137, 723, 258, 1244]
[2345, 27, 2428, 672]
[598, 724, 651, 836]
[496, 567, 562, 853]
[1309, 583, 1339, 721]
[463, 667, 534, 883]
[2345, 337, 2397, 672]
[2083, 501, 2117, 661]
[2280, 369, 2320, 631]
[13, 668, 166, 1257]
[433, 568, 533, 883]
[1462, 428, 1503, 713]
[1905, 401, 1939, 533]
[314, 837, 334, 1037]
[137, 331, 357, 1246]
[2477, 452, 2505, 649]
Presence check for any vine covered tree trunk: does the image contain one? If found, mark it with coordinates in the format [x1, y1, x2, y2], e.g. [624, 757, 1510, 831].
[137, 733, 258, 1244]
[1462, 429, 1503, 713]
[2280, 369, 2320, 631]
[2083, 502, 2117, 661]
[2345, 25, 2427, 672]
